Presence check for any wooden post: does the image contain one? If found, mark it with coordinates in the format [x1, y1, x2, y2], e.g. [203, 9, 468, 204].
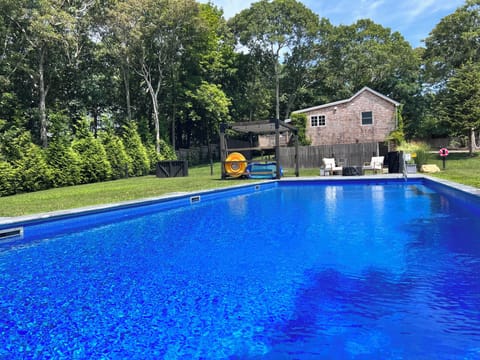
[275, 118, 281, 179]
[219, 123, 227, 179]
[294, 129, 299, 177]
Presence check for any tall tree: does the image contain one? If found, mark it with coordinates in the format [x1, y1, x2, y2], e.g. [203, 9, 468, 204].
[423, 0, 480, 142]
[0, 0, 26, 128]
[444, 62, 480, 154]
[281, 18, 332, 119]
[108, 0, 200, 153]
[229, 0, 319, 120]
[0, 0, 23, 95]
[318, 19, 420, 101]
[186, 81, 231, 152]
[226, 52, 273, 121]
[7, 0, 96, 147]
[104, 0, 137, 122]
[423, 0, 480, 85]
[168, 2, 234, 149]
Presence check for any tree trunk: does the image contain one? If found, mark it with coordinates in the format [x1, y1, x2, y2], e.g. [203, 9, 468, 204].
[39, 48, 48, 148]
[469, 127, 478, 155]
[149, 89, 161, 153]
[275, 60, 280, 121]
[122, 63, 132, 121]
[141, 62, 162, 153]
[171, 67, 177, 150]
[171, 102, 176, 150]
[93, 109, 98, 138]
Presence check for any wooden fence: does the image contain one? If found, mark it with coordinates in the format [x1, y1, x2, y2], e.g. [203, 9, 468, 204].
[177, 141, 387, 169]
[176, 145, 220, 166]
[280, 142, 383, 168]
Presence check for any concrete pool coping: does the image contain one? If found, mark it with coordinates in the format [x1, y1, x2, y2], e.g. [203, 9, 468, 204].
[1, 174, 479, 228]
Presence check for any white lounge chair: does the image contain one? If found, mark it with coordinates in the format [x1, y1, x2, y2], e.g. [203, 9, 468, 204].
[362, 156, 384, 174]
[322, 158, 343, 175]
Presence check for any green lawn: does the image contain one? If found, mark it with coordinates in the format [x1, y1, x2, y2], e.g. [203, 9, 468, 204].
[0, 153, 478, 217]
[427, 152, 480, 188]
[0, 164, 252, 217]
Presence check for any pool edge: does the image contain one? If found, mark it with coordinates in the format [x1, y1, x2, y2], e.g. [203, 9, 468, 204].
[0, 180, 277, 229]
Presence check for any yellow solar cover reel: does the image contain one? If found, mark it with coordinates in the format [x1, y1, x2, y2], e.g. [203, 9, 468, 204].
[224, 152, 247, 178]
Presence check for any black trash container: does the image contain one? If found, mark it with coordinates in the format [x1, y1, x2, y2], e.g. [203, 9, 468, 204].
[156, 161, 188, 178]
[386, 152, 400, 173]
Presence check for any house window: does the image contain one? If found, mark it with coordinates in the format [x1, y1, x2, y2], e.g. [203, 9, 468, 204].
[361, 111, 373, 125]
[311, 115, 326, 127]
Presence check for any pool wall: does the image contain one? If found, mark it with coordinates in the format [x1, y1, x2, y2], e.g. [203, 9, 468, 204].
[0, 182, 277, 245]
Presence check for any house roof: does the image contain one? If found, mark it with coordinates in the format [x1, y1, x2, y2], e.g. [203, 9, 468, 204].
[292, 86, 400, 114]
[227, 119, 296, 135]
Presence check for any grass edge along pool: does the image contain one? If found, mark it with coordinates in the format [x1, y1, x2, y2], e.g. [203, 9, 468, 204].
[1, 177, 479, 249]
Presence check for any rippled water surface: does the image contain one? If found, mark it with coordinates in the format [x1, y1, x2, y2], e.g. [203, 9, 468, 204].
[1, 182, 480, 359]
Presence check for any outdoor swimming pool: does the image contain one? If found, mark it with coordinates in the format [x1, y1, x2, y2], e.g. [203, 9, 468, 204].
[1, 178, 479, 358]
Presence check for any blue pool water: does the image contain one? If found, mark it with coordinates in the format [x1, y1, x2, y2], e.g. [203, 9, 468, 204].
[1, 179, 480, 359]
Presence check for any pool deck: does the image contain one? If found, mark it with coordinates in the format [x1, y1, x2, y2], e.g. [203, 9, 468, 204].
[1, 174, 479, 227]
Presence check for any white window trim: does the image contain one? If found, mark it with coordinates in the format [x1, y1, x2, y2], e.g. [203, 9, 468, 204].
[311, 114, 326, 127]
[361, 111, 373, 126]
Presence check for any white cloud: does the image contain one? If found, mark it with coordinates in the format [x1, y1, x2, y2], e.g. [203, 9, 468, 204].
[398, 0, 463, 24]
[402, 0, 437, 19]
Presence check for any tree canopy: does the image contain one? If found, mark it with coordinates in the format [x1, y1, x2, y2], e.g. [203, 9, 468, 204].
[423, 0, 480, 149]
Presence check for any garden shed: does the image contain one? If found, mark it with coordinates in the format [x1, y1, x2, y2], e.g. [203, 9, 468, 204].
[292, 87, 400, 147]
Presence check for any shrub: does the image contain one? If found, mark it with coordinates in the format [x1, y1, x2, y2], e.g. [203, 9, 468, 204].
[290, 113, 311, 145]
[397, 141, 431, 170]
[72, 119, 112, 183]
[147, 139, 177, 174]
[46, 140, 82, 187]
[158, 138, 176, 161]
[101, 131, 132, 179]
[13, 133, 53, 193]
[147, 144, 159, 174]
[0, 161, 16, 196]
[122, 122, 150, 176]
[0, 126, 25, 161]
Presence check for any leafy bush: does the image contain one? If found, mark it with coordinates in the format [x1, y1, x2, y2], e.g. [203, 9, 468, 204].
[290, 113, 311, 145]
[386, 104, 405, 147]
[0, 161, 16, 196]
[72, 119, 112, 183]
[397, 141, 431, 170]
[122, 122, 150, 176]
[0, 126, 25, 161]
[147, 139, 177, 173]
[46, 140, 82, 187]
[101, 131, 132, 179]
[13, 133, 53, 193]
[158, 138, 177, 160]
[147, 144, 159, 174]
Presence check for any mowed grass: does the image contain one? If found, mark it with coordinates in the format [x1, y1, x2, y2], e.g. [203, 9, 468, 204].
[0, 164, 312, 217]
[0, 153, 478, 217]
[427, 152, 480, 188]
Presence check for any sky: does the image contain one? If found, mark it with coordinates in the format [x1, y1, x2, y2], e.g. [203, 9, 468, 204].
[197, 0, 466, 47]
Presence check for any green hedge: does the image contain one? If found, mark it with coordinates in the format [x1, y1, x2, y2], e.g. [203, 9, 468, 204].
[0, 161, 16, 196]
[122, 122, 150, 176]
[0, 119, 178, 197]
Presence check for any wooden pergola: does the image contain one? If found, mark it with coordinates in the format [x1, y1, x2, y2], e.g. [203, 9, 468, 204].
[219, 119, 300, 179]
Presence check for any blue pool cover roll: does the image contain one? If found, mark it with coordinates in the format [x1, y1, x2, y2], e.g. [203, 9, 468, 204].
[247, 162, 283, 179]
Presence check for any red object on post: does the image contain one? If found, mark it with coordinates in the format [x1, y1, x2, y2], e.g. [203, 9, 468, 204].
[439, 148, 448, 169]
[439, 148, 449, 157]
